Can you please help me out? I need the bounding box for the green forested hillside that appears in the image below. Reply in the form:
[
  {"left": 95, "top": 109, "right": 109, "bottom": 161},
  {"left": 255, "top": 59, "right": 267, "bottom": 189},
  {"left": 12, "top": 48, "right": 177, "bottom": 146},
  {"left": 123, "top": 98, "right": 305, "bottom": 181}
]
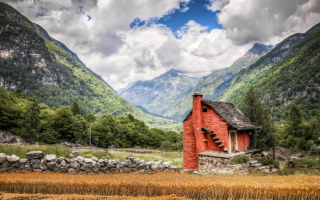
[
  {"left": 0, "top": 2, "right": 180, "bottom": 131},
  {"left": 164, "top": 43, "right": 274, "bottom": 120},
  {"left": 218, "top": 23, "right": 320, "bottom": 122}
]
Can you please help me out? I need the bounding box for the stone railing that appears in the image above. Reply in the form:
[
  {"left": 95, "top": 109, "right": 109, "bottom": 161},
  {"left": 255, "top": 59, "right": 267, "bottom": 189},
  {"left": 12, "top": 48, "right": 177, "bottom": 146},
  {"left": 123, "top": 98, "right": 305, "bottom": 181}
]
[{"left": 0, "top": 151, "right": 182, "bottom": 175}]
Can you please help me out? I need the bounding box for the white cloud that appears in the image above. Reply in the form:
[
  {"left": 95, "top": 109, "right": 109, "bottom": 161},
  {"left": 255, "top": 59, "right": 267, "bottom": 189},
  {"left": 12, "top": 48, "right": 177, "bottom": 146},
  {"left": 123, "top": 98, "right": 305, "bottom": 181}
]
[
  {"left": 1, "top": 0, "right": 320, "bottom": 90},
  {"left": 210, "top": 0, "right": 320, "bottom": 45}
]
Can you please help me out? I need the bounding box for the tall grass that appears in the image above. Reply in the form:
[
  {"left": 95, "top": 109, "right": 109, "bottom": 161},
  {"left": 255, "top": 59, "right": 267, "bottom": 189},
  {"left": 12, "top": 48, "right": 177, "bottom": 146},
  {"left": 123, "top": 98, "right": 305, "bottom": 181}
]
[
  {"left": 0, "top": 173, "right": 319, "bottom": 200},
  {"left": 108, "top": 151, "right": 183, "bottom": 167}
]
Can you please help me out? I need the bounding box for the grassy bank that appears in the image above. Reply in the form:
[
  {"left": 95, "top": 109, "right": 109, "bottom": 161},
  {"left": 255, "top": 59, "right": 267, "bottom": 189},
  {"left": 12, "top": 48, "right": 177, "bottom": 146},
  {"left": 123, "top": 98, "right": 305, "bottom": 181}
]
[{"left": 0, "top": 145, "right": 182, "bottom": 166}]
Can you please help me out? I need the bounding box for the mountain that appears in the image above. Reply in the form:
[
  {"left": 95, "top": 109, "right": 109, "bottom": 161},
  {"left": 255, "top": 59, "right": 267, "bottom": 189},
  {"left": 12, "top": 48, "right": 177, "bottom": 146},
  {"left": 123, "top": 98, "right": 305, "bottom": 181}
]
[
  {"left": 163, "top": 43, "right": 274, "bottom": 120},
  {"left": 119, "top": 68, "right": 210, "bottom": 115},
  {"left": 0, "top": 2, "right": 180, "bottom": 130},
  {"left": 117, "top": 81, "right": 138, "bottom": 95},
  {"left": 217, "top": 22, "right": 320, "bottom": 121}
]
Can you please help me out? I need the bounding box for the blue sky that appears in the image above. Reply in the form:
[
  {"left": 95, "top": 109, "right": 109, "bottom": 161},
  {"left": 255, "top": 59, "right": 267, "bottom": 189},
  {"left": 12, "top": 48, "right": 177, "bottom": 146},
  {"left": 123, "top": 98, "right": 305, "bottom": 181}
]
[{"left": 130, "top": 0, "right": 222, "bottom": 33}]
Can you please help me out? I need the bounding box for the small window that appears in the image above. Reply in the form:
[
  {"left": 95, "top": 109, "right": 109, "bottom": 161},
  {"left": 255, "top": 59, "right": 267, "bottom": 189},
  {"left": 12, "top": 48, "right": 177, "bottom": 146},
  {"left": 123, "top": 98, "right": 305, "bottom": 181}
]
[{"left": 202, "top": 108, "right": 207, "bottom": 112}]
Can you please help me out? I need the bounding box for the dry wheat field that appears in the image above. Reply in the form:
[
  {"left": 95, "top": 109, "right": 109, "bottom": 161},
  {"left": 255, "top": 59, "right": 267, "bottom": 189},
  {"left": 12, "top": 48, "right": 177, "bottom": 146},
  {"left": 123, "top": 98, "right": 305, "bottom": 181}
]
[{"left": 0, "top": 172, "right": 319, "bottom": 200}]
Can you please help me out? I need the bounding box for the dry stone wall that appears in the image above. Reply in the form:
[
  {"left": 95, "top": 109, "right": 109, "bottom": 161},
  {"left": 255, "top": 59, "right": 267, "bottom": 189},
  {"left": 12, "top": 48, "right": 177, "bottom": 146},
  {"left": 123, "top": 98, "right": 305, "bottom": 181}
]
[{"left": 0, "top": 151, "right": 182, "bottom": 175}]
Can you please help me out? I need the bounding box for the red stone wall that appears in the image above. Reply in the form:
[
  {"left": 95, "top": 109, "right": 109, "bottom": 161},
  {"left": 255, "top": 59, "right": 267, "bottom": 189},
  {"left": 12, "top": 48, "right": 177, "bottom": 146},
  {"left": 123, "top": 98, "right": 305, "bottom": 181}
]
[
  {"left": 202, "top": 104, "right": 229, "bottom": 152},
  {"left": 183, "top": 113, "right": 198, "bottom": 169}
]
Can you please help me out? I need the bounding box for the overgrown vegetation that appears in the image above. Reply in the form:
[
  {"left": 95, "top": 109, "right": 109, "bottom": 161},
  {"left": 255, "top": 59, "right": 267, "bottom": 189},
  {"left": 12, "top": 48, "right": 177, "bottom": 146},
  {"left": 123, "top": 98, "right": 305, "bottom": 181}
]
[
  {"left": 229, "top": 154, "right": 249, "bottom": 165},
  {"left": 0, "top": 87, "right": 182, "bottom": 149}
]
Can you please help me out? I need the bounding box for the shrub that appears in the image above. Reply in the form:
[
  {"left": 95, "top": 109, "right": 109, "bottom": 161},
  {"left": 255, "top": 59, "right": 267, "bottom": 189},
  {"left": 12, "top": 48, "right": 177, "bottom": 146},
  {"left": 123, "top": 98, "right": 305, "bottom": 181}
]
[
  {"left": 253, "top": 153, "right": 261, "bottom": 158},
  {"left": 229, "top": 154, "right": 249, "bottom": 165}
]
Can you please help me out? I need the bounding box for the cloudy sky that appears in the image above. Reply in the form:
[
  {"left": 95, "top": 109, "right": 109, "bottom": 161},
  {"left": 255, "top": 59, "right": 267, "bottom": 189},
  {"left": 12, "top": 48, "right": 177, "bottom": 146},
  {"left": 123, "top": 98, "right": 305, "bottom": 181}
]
[{"left": 3, "top": 0, "right": 320, "bottom": 90}]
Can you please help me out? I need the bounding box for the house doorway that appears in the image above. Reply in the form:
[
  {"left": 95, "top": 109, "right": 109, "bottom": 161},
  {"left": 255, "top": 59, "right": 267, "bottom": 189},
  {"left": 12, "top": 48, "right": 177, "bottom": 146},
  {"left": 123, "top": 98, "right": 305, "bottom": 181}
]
[{"left": 229, "top": 130, "right": 237, "bottom": 152}]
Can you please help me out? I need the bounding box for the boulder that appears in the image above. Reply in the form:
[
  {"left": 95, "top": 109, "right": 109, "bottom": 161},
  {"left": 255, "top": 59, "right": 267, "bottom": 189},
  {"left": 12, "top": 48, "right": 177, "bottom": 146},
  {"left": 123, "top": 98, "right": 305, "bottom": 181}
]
[
  {"left": 0, "top": 131, "right": 27, "bottom": 144},
  {"left": 61, "top": 160, "right": 66, "bottom": 167},
  {"left": 0, "top": 160, "right": 9, "bottom": 168},
  {"left": 74, "top": 156, "right": 84, "bottom": 164},
  {"left": 57, "top": 157, "right": 64, "bottom": 164},
  {"left": 116, "top": 162, "right": 124, "bottom": 168},
  {"left": 40, "top": 163, "right": 48, "bottom": 170},
  {"left": 46, "top": 161, "right": 58, "bottom": 170},
  {"left": 107, "top": 143, "right": 119, "bottom": 149},
  {"left": 92, "top": 157, "right": 99, "bottom": 162},
  {"left": 0, "top": 155, "right": 11, "bottom": 163},
  {"left": 98, "top": 159, "right": 104, "bottom": 163},
  {"left": 9, "top": 161, "right": 20, "bottom": 168},
  {"left": 126, "top": 154, "right": 134, "bottom": 162},
  {"left": 70, "top": 161, "right": 80, "bottom": 169},
  {"left": 59, "top": 166, "right": 68, "bottom": 173},
  {"left": 162, "top": 161, "right": 173, "bottom": 168},
  {"left": 81, "top": 163, "right": 93, "bottom": 169},
  {"left": 69, "top": 151, "right": 80, "bottom": 158},
  {"left": 10, "top": 154, "right": 19, "bottom": 162},
  {"left": 92, "top": 161, "right": 97, "bottom": 167},
  {"left": 145, "top": 161, "right": 154, "bottom": 167},
  {"left": 68, "top": 168, "right": 76, "bottom": 174},
  {"left": 84, "top": 159, "right": 94, "bottom": 163},
  {"left": 19, "top": 159, "right": 28, "bottom": 164},
  {"left": 44, "top": 154, "right": 56, "bottom": 162},
  {"left": 137, "top": 162, "right": 146, "bottom": 168},
  {"left": 31, "top": 159, "right": 41, "bottom": 169},
  {"left": 276, "top": 155, "right": 287, "bottom": 161},
  {"left": 26, "top": 151, "right": 44, "bottom": 159}
]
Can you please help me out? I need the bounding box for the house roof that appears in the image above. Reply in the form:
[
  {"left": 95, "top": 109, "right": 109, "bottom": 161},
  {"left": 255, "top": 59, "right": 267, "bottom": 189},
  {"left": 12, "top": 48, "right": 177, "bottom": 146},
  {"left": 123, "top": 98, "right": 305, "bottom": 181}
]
[{"left": 183, "top": 100, "right": 260, "bottom": 130}]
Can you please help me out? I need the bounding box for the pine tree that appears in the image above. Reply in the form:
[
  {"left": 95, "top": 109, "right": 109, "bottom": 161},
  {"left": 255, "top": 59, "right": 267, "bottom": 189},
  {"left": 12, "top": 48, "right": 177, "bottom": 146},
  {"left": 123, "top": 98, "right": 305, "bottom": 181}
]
[
  {"left": 21, "top": 96, "right": 41, "bottom": 143},
  {"left": 70, "top": 101, "right": 81, "bottom": 116},
  {"left": 242, "top": 86, "right": 274, "bottom": 150}
]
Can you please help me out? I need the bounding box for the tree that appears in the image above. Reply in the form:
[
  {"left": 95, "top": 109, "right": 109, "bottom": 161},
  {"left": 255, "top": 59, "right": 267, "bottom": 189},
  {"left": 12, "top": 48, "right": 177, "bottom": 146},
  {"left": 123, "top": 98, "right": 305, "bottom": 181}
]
[
  {"left": 20, "top": 96, "right": 41, "bottom": 143},
  {"left": 14, "top": 88, "right": 24, "bottom": 98},
  {"left": 84, "top": 113, "right": 96, "bottom": 123},
  {"left": 241, "top": 87, "right": 274, "bottom": 151},
  {"left": 70, "top": 115, "right": 88, "bottom": 144},
  {"left": 91, "top": 115, "right": 118, "bottom": 147},
  {"left": 51, "top": 106, "right": 74, "bottom": 140},
  {"left": 70, "top": 101, "right": 81, "bottom": 116}
]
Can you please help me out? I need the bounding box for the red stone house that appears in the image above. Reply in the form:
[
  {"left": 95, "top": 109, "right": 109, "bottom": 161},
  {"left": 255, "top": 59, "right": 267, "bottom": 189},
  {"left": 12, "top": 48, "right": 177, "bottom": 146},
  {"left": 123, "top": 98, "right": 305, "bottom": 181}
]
[{"left": 183, "top": 93, "right": 260, "bottom": 169}]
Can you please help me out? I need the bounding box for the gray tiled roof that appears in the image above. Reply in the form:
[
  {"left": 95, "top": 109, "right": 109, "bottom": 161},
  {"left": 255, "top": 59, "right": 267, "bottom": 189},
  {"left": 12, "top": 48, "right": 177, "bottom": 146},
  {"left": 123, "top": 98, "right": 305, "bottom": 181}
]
[{"left": 183, "top": 100, "right": 260, "bottom": 130}]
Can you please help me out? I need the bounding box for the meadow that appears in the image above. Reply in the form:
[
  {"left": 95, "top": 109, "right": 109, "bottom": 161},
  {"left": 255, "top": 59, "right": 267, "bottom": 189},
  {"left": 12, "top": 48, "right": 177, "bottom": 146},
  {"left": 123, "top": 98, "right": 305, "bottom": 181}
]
[
  {"left": 0, "top": 173, "right": 319, "bottom": 200},
  {"left": 0, "top": 144, "right": 183, "bottom": 167}
]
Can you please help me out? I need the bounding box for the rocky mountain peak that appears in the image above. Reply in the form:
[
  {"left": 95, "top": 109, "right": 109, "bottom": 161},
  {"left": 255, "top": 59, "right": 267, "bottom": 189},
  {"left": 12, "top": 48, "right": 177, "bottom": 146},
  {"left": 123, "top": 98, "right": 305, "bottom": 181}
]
[{"left": 247, "top": 43, "right": 275, "bottom": 56}]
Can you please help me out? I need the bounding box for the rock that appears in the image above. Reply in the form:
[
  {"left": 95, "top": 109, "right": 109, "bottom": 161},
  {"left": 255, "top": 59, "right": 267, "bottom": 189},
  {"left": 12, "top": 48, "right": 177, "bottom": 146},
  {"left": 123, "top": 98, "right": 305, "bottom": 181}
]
[
  {"left": 81, "top": 163, "right": 93, "bottom": 169},
  {"left": 19, "top": 159, "right": 28, "bottom": 164},
  {"left": 59, "top": 166, "right": 68, "bottom": 172},
  {"left": 92, "top": 161, "right": 97, "bottom": 167},
  {"left": 31, "top": 159, "right": 41, "bottom": 169},
  {"left": 68, "top": 168, "right": 76, "bottom": 174},
  {"left": 69, "top": 151, "right": 80, "bottom": 158},
  {"left": 193, "top": 171, "right": 199, "bottom": 174},
  {"left": 145, "top": 161, "right": 154, "bottom": 166},
  {"left": 26, "top": 151, "right": 44, "bottom": 159},
  {"left": 295, "top": 154, "right": 305, "bottom": 158},
  {"left": 0, "top": 153, "right": 6, "bottom": 157},
  {"left": 162, "top": 162, "right": 172, "bottom": 168},
  {"left": 137, "top": 162, "right": 146, "bottom": 168},
  {"left": 70, "top": 161, "right": 80, "bottom": 169},
  {"left": 56, "top": 157, "right": 64, "bottom": 164},
  {"left": 0, "top": 131, "right": 27, "bottom": 144},
  {"left": 65, "top": 158, "right": 70, "bottom": 163},
  {"left": 262, "top": 152, "right": 270, "bottom": 159},
  {"left": 98, "top": 159, "right": 104, "bottom": 163},
  {"left": 44, "top": 154, "right": 56, "bottom": 162},
  {"left": 276, "top": 155, "right": 287, "bottom": 161},
  {"left": 84, "top": 159, "right": 94, "bottom": 163},
  {"left": 0, "top": 160, "right": 9, "bottom": 168},
  {"left": 92, "top": 157, "right": 99, "bottom": 162},
  {"left": 40, "top": 163, "right": 48, "bottom": 170},
  {"left": 74, "top": 156, "right": 84, "bottom": 164},
  {"left": 9, "top": 161, "right": 20, "bottom": 168},
  {"left": 124, "top": 159, "right": 132, "bottom": 166},
  {"left": 116, "top": 162, "right": 124, "bottom": 168},
  {"left": 104, "top": 159, "right": 108, "bottom": 164},
  {"left": 10, "top": 154, "right": 19, "bottom": 162},
  {"left": 61, "top": 160, "right": 66, "bottom": 167},
  {"left": 0, "top": 155, "right": 11, "bottom": 163},
  {"left": 126, "top": 154, "right": 134, "bottom": 162},
  {"left": 46, "top": 161, "right": 58, "bottom": 170},
  {"left": 107, "top": 143, "right": 119, "bottom": 149}
]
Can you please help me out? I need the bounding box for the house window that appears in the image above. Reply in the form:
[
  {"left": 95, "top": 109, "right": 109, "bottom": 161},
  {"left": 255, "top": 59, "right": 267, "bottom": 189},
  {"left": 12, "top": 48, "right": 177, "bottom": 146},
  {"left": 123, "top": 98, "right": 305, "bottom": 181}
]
[{"left": 202, "top": 108, "right": 207, "bottom": 112}]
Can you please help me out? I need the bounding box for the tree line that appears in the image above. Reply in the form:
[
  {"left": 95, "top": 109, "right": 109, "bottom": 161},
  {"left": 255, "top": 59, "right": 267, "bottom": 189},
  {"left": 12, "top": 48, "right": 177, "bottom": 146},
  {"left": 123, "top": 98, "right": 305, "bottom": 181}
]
[
  {"left": 0, "top": 86, "right": 182, "bottom": 150},
  {"left": 242, "top": 86, "right": 320, "bottom": 152}
]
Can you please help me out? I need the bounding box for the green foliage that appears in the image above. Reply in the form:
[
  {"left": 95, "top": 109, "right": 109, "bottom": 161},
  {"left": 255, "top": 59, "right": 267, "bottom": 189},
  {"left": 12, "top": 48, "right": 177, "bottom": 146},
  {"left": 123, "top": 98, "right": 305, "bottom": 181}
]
[
  {"left": 70, "top": 101, "right": 81, "bottom": 116},
  {"left": 229, "top": 154, "right": 249, "bottom": 165},
  {"left": 242, "top": 87, "right": 275, "bottom": 151},
  {"left": 258, "top": 157, "right": 280, "bottom": 166}
]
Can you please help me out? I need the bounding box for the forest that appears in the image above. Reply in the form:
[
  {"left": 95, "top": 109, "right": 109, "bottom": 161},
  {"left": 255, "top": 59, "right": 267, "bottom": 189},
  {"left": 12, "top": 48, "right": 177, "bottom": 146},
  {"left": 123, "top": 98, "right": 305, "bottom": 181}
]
[{"left": 0, "top": 86, "right": 182, "bottom": 150}]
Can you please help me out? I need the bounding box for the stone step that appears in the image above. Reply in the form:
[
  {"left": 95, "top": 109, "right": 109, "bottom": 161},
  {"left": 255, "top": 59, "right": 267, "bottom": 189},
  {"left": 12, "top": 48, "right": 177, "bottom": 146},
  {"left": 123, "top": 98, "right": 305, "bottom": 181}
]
[
  {"left": 209, "top": 133, "right": 216, "bottom": 136},
  {"left": 252, "top": 163, "right": 262, "bottom": 167},
  {"left": 207, "top": 131, "right": 214, "bottom": 133},
  {"left": 223, "top": 148, "right": 228, "bottom": 152},
  {"left": 249, "top": 160, "right": 258, "bottom": 164},
  {"left": 213, "top": 137, "right": 219, "bottom": 140},
  {"left": 215, "top": 141, "right": 222, "bottom": 144},
  {"left": 201, "top": 127, "right": 209, "bottom": 131},
  {"left": 219, "top": 144, "right": 225, "bottom": 148},
  {"left": 203, "top": 139, "right": 208, "bottom": 142}
]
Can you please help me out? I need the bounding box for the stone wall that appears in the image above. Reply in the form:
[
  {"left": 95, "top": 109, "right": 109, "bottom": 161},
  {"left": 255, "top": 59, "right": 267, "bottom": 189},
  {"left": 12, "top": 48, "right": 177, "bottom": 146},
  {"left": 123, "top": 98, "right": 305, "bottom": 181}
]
[
  {"left": 0, "top": 151, "right": 182, "bottom": 175},
  {"left": 198, "top": 154, "right": 250, "bottom": 175}
]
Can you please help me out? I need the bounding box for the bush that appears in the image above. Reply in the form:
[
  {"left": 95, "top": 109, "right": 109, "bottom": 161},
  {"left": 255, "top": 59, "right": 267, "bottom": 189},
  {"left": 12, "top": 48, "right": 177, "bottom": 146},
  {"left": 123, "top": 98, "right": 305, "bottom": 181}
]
[
  {"left": 229, "top": 154, "right": 249, "bottom": 165},
  {"left": 253, "top": 153, "right": 261, "bottom": 158},
  {"left": 258, "top": 157, "right": 280, "bottom": 166}
]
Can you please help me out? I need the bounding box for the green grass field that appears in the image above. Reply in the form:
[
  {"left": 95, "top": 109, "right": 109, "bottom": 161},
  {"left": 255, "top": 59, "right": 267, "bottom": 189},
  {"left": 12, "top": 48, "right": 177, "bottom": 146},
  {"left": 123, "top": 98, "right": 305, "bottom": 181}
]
[{"left": 0, "top": 144, "right": 183, "bottom": 167}]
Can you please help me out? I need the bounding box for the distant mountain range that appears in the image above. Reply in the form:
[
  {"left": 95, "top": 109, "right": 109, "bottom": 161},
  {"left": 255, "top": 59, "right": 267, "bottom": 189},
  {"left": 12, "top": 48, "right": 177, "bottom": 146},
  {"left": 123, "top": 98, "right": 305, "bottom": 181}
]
[
  {"left": 162, "top": 43, "right": 275, "bottom": 120},
  {"left": 118, "top": 68, "right": 211, "bottom": 115},
  {"left": 0, "top": 2, "right": 180, "bottom": 131}
]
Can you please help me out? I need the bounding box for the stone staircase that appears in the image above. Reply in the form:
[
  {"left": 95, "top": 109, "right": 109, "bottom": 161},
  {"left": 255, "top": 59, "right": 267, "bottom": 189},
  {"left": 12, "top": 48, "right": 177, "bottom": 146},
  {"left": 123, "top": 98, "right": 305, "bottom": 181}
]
[{"left": 201, "top": 127, "right": 227, "bottom": 151}]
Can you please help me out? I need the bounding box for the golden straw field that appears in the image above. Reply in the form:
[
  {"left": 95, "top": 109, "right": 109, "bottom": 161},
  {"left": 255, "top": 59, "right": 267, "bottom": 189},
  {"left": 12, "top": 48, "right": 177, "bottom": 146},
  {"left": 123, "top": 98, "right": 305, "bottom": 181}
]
[{"left": 0, "top": 173, "right": 320, "bottom": 200}]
